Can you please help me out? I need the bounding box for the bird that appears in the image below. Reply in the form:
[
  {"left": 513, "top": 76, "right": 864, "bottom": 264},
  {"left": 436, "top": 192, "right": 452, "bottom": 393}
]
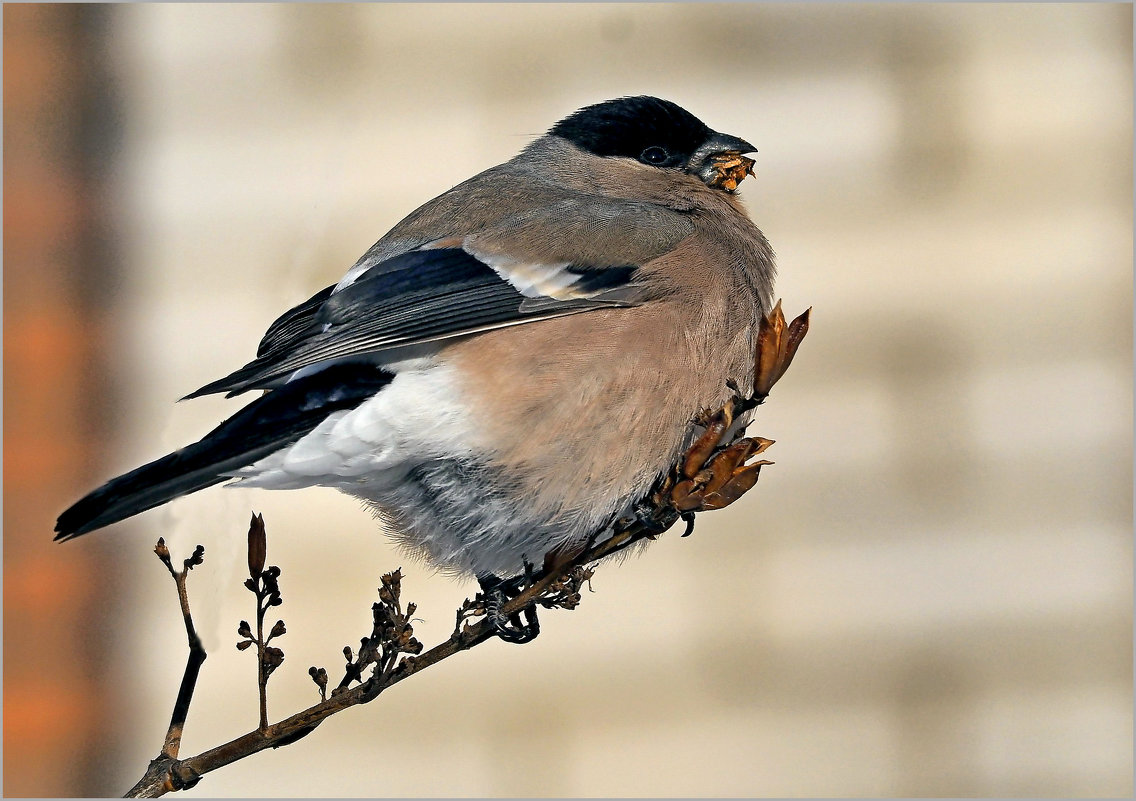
[{"left": 55, "top": 96, "right": 776, "bottom": 641}]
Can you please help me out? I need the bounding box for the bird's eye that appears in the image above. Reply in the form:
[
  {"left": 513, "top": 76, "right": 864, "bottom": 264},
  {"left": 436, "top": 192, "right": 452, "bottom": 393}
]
[{"left": 639, "top": 146, "right": 670, "bottom": 165}]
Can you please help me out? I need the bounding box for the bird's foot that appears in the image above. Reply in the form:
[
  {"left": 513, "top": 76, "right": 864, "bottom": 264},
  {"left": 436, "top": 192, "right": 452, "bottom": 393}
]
[
  {"left": 477, "top": 569, "right": 540, "bottom": 645},
  {"left": 630, "top": 497, "right": 680, "bottom": 536}
]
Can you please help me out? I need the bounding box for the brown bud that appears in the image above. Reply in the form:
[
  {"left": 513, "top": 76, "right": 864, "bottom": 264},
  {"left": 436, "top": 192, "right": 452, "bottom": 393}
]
[
  {"left": 309, "top": 666, "right": 328, "bottom": 699},
  {"left": 702, "top": 461, "right": 772, "bottom": 510},
  {"left": 154, "top": 538, "right": 170, "bottom": 561},
  {"left": 671, "top": 479, "right": 704, "bottom": 512},
  {"left": 263, "top": 646, "right": 285, "bottom": 677},
  {"left": 247, "top": 512, "right": 266, "bottom": 578},
  {"left": 753, "top": 302, "right": 811, "bottom": 398},
  {"left": 184, "top": 544, "right": 205, "bottom": 571},
  {"left": 702, "top": 439, "right": 761, "bottom": 495},
  {"left": 682, "top": 406, "right": 732, "bottom": 479}
]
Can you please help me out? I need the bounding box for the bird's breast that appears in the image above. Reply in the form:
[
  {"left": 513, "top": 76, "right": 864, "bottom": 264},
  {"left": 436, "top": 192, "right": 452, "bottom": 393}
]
[{"left": 443, "top": 291, "right": 759, "bottom": 523}]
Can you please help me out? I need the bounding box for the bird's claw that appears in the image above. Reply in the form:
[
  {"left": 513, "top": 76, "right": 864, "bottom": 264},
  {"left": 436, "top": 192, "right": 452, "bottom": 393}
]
[
  {"left": 479, "top": 566, "right": 540, "bottom": 645},
  {"left": 484, "top": 588, "right": 539, "bottom": 644}
]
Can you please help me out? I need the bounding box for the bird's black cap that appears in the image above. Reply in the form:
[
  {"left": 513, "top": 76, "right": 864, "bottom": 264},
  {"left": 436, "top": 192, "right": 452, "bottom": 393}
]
[{"left": 550, "top": 96, "right": 719, "bottom": 169}]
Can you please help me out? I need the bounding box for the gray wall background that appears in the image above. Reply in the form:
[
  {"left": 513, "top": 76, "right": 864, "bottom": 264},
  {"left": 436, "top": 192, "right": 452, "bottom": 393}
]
[{"left": 84, "top": 4, "right": 1132, "bottom": 796}]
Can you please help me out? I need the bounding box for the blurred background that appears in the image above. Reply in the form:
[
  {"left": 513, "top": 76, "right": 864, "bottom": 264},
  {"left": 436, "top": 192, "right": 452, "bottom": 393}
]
[{"left": 4, "top": 3, "right": 1132, "bottom": 797}]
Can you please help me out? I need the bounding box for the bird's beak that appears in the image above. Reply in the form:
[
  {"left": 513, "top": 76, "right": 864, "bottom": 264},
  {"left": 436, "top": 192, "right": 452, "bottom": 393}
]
[{"left": 688, "top": 132, "right": 758, "bottom": 193}]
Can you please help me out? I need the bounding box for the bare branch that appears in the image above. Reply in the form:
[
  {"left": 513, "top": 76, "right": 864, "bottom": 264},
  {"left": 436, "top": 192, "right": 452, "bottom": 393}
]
[{"left": 124, "top": 540, "right": 207, "bottom": 797}]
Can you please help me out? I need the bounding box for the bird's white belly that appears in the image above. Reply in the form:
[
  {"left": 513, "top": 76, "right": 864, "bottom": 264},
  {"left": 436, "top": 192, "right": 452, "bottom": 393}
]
[{"left": 232, "top": 361, "right": 483, "bottom": 490}]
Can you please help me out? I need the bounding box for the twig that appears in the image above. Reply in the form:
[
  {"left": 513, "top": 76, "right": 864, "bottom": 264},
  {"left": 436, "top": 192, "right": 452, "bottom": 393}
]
[{"left": 124, "top": 540, "right": 207, "bottom": 797}]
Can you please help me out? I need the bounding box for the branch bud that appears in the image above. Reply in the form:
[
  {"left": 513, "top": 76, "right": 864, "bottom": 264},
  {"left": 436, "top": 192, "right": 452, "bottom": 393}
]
[{"left": 247, "top": 512, "right": 266, "bottom": 578}]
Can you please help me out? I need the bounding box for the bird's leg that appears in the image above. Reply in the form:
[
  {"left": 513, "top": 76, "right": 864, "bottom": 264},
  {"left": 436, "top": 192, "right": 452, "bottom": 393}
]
[
  {"left": 516, "top": 557, "right": 540, "bottom": 640},
  {"left": 477, "top": 570, "right": 539, "bottom": 645}
]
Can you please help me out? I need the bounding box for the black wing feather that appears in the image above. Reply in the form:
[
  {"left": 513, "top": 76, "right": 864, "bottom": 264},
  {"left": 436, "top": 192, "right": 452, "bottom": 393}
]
[
  {"left": 257, "top": 284, "right": 334, "bottom": 359},
  {"left": 187, "top": 248, "right": 637, "bottom": 399}
]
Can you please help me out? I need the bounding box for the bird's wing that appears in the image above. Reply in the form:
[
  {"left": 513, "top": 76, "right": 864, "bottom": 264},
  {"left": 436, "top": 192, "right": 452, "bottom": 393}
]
[{"left": 186, "top": 199, "right": 693, "bottom": 399}]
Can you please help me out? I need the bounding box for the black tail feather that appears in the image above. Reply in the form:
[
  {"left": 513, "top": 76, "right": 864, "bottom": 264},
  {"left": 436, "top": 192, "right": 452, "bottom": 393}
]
[{"left": 55, "top": 363, "right": 393, "bottom": 541}]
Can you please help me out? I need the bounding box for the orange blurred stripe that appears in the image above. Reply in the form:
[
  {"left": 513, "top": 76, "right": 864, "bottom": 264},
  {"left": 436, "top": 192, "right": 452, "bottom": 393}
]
[
  {"left": 3, "top": 552, "right": 90, "bottom": 614},
  {"left": 3, "top": 682, "right": 97, "bottom": 749}
]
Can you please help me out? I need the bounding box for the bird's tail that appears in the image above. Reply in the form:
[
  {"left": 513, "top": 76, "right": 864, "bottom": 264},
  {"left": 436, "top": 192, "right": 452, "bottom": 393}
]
[
  {"left": 54, "top": 363, "right": 393, "bottom": 541},
  {"left": 55, "top": 447, "right": 232, "bottom": 541}
]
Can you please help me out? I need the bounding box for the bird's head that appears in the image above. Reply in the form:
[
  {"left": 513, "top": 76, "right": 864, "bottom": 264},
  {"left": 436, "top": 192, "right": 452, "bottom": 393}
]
[{"left": 549, "top": 96, "right": 756, "bottom": 193}]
